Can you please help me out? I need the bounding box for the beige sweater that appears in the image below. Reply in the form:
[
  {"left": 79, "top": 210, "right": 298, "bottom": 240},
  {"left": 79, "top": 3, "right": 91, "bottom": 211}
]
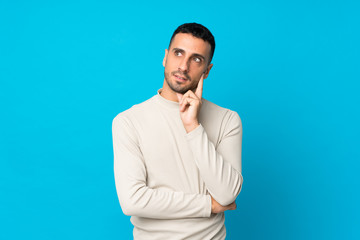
[{"left": 112, "top": 90, "right": 243, "bottom": 240}]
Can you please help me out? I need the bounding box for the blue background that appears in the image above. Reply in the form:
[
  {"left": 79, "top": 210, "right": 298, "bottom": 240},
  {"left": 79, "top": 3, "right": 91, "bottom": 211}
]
[{"left": 1, "top": 0, "right": 359, "bottom": 239}]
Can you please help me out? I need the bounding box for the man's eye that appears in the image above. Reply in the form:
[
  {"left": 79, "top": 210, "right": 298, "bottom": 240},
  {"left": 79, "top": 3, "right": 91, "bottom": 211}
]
[
  {"left": 193, "top": 57, "right": 201, "bottom": 63},
  {"left": 175, "top": 51, "right": 182, "bottom": 56}
]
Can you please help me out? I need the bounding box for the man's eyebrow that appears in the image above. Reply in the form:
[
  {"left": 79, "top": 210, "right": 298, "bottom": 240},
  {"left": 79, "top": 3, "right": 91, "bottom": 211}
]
[
  {"left": 172, "top": 48, "right": 185, "bottom": 53},
  {"left": 172, "top": 48, "right": 206, "bottom": 61}
]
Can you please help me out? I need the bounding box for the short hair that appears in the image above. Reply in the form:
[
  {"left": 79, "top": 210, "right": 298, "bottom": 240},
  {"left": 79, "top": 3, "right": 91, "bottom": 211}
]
[{"left": 169, "top": 23, "right": 215, "bottom": 63}]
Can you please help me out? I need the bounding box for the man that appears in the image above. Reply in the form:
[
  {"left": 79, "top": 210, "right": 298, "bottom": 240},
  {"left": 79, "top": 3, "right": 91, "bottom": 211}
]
[{"left": 112, "top": 23, "right": 243, "bottom": 239}]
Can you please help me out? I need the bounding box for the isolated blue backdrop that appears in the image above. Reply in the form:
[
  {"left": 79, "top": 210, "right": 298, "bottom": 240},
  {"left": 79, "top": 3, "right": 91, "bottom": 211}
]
[{"left": 1, "top": 0, "right": 359, "bottom": 239}]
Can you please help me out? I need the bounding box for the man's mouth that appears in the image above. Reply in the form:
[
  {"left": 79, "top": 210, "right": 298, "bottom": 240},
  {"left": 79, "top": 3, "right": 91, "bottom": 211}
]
[{"left": 174, "top": 74, "right": 188, "bottom": 81}]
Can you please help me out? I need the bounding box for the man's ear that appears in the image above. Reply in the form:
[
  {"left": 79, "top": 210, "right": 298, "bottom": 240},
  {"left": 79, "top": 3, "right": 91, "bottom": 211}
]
[
  {"left": 162, "top": 49, "right": 168, "bottom": 67},
  {"left": 203, "top": 63, "right": 213, "bottom": 79}
]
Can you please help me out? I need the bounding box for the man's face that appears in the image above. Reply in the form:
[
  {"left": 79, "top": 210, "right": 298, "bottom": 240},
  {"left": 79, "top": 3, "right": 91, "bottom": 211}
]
[{"left": 163, "top": 33, "right": 213, "bottom": 94}]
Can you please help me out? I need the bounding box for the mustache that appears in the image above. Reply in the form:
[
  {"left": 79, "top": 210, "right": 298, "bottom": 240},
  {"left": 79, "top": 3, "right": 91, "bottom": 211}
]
[{"left": 171, "top": 71, "right": 191, "bottom": 81}]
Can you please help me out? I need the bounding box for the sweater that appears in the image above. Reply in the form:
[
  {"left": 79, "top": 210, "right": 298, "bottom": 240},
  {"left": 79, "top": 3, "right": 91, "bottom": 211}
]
[{"left": 112, "top": 89, "right": 243, "bottom": 239}]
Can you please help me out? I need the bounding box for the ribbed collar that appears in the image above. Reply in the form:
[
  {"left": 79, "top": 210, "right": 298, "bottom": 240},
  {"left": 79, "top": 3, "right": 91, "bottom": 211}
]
[{"left": 154, "top": 89, "right": 180, "bottom": 111}]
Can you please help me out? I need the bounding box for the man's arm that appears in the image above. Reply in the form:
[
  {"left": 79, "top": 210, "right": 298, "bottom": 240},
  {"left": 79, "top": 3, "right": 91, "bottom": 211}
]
[
  {"left": 185, "top": 111, "right": 243, "bottom": 206},
  {"left": 112, "top": 115, "right": 212, "bottom": 219},
  {"left": 176, "top": 76, "right": 243, "bottom": 206}
]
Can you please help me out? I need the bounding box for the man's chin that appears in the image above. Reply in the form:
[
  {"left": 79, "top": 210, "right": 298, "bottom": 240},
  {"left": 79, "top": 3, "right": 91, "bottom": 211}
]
[
  {"left": 167, "top": 82, "right": 186, "bottom": 94},
  {"left": 165, "top": 76, "right": 193, "bottom": 94},
  {"left": 170, "top": 87, "right": 188, "bottom": 95}
]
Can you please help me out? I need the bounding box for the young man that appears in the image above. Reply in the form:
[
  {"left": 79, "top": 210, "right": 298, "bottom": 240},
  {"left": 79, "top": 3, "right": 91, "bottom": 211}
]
[{"left": 112, "top": 23, "right": 243, "bottom": 239}]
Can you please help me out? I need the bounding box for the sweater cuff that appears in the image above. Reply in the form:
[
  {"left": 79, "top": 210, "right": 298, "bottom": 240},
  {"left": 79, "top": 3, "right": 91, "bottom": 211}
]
[
  {"left": 203, "top": 194, "right": 212, "bottom": 217},
  {"left": 185, "top": 123, "right": 204, "bottom": 140}
]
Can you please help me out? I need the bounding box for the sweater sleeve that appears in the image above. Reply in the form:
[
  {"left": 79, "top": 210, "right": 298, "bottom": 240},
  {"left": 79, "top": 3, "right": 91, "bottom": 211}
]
[
  {"left": 112, "top": 115, "right": 212, "bottom": 219},
  {"left": 185, "top": 110, "right": 243, "bottom": 206}
]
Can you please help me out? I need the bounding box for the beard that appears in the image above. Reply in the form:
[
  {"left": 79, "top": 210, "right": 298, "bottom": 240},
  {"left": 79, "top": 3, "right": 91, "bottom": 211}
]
[{"left": 164, "top": 70, "right": 196, "bottom": 94}]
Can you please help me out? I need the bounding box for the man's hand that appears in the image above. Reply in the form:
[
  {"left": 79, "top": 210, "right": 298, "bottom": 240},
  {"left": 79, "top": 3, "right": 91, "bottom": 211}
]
[
  {"left": 176, "top": 74, "right": 204, "bottom": 133},
  {"left": 211, "top": 195, "right": 237, "bottom": 214}
]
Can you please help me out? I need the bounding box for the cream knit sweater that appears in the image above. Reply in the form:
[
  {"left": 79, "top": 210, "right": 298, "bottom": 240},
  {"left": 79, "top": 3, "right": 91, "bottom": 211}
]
[{"left": 112, "top": 90, "right": 243, "bottom": 239}]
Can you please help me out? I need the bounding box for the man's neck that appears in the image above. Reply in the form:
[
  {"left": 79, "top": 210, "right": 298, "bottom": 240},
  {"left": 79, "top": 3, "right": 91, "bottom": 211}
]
[{"left": 160, "top": 79, "right": 179, "bottom": 102}]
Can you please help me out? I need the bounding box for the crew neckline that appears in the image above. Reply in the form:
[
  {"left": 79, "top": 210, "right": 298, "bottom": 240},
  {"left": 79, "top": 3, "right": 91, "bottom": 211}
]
[{"left": 154, "top": 89, "right": 179, "bottom": 110}]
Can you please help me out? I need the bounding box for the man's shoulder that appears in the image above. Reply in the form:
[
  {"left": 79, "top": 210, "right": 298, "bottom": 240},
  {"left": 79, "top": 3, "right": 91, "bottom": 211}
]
[
  {"left": 202, "top": 98, "right": 239, "bottom": 117},
  {"left": 201, "top": 98, "right": 242, "bottom": 127},
  {"left": 113, "top": 95, "right": 157, "bottom": 122}
]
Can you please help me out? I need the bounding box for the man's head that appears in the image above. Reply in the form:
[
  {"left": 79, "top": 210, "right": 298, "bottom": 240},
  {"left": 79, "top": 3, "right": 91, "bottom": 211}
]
[
  {"left": 169, "top": 23, "right": 215, "bottom": 63},
  {"left": 162, "top": 23, "right": 215, "bottom": 95}
]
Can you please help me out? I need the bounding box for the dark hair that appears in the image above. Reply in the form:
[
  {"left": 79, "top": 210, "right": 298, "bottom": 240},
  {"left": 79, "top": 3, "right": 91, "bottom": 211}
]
[{"left": 169, "top": 23, "right": 215, "bottom": 63}]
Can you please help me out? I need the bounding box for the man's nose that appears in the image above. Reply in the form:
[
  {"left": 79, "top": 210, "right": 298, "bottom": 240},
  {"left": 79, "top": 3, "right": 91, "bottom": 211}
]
[{"left": 178, "top": 58, "right": 190, "bottom": 72}]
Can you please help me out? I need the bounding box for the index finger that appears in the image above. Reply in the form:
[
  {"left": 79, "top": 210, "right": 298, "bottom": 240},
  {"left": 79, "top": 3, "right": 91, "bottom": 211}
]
[{"left": 195, "top": 73, "right": 204, "bottom": 99}]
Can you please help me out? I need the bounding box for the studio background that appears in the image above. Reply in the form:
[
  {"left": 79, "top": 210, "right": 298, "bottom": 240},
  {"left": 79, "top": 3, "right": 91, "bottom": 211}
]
[{"left": 1, "top": 0, "right": 359, "bottom": 239}]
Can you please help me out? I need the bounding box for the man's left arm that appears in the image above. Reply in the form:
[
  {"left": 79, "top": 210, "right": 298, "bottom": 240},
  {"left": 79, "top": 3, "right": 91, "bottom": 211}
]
[
  {"left": 176, "top": 75, "right": 243, "bottom": 206},
  {"left": 185, "top": 110, "right": 243, "bottom": 206}
]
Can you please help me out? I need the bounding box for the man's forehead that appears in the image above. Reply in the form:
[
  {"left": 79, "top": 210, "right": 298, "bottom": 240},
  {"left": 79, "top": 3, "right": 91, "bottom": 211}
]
[{"left": 169, "top": 33, "right": 211, "bottom": 56}]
